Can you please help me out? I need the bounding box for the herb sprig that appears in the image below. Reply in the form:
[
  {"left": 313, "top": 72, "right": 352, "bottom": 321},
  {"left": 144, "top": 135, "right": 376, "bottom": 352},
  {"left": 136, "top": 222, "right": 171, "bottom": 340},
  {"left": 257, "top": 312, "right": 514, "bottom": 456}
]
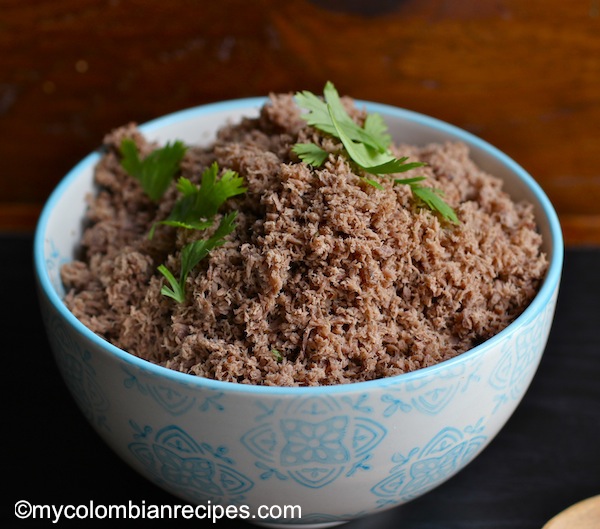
[
  {"left": 292, "top": 82, "right": 459, "bottom": 224},
  {"left": 150, "top": 162, "right": 246, "bottom": 237},
  {"left": 154, "top": 162, "right": 246, "bottom": 302},
  {"left": 119, "top": 141, "right": 244, "bottom": 303},
  {"left": 120, "top": 138, "right": 187, "bottom": 202},
  {"left": 158, "top": 212, "right": 237, "bottom": 303}
]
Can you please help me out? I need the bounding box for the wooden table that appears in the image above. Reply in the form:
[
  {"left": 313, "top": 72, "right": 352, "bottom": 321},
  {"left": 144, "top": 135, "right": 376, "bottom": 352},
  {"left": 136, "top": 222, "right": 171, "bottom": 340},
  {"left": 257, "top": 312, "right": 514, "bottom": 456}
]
[{"left": 1, "top": 0, "right": 599, "bottom": 245}]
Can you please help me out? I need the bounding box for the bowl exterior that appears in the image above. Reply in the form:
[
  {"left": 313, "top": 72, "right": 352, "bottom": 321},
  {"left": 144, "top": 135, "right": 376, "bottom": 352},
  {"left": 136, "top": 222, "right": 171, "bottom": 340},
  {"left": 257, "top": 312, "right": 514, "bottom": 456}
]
[{"left": 35, "top": 99, "right": 562, "bottom": 525}]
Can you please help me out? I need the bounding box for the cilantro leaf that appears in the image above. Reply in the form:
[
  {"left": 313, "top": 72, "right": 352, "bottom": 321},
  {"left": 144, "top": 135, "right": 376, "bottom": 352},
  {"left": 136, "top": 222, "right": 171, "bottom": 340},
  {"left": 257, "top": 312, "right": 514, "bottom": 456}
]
[
  {"left": 412, "top": 186, "right": 459, "bottom": 224},
  {"left": 158, "top": 212, "right": 237, "bottom": 303},
  {"left": 154, "top": 161, "right": 245, "bottom": 303},
  {"left": 328, "top": 104, "right": 416, "bottom": 174},
  {"left": 359, "top": 176, "right": 384, "bottom": 190},
  {"left": 293, "top": 81, "right": 459, "bottom": 224},
  {"left": 295, "top": 81, "right": 389, "bottom": 152},
  {"left": 192, "top": 162, "right": 247, "bottom": 218},
  {"left": 152, "top": 162, "right": 246, "bottom": 237},
  {"left": 120, "top": 138, "right": 187, "bottom": 202},
  {"left": 154, "top": 161, "right": 245, "bottom": 302},
  {"left": 393, "top": 176, "right": 427, "bottom": 185},
  {"left": 363, "top": 113, "right": 392, "bottom": 148},
  {"left": 291, "top": 143, "right": 329, "bottom": 167},
  {"left": 295, "top": 89, "right": 337, "bottom": 137}
]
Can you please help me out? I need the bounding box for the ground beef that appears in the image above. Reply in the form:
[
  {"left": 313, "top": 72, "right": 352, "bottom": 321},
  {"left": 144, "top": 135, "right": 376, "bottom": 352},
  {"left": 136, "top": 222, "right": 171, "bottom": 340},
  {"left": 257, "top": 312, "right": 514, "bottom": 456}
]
[{"left": 61, "top": 93, "right": 548, "bottom": 386}]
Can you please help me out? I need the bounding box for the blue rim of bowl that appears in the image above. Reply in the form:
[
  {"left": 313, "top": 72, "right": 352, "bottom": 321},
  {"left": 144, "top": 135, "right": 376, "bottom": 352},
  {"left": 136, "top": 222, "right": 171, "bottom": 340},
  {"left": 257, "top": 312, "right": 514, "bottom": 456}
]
[{"left": 34, "top": 97, "right": 564, "bottom": 395}]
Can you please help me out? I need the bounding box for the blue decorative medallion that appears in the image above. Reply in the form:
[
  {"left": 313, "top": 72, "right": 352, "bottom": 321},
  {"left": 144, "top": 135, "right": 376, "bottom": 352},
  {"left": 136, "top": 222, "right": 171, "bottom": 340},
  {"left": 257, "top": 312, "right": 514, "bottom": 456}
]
[
  {"left": 128, "top": 423, "right": 254, "bottom": 505},
  {"left": 371, "top": 420, "right": 487, "bottom": 504},
  {"left": 241, "top": 395, "right": 386, "bottom": 489}
]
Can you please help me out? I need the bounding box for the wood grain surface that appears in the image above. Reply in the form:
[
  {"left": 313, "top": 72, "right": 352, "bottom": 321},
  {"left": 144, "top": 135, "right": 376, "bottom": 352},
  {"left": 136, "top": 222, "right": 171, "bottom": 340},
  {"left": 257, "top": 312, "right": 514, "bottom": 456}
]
[{"left": 1, "top": 0, "right": 599, "bottom": 245}]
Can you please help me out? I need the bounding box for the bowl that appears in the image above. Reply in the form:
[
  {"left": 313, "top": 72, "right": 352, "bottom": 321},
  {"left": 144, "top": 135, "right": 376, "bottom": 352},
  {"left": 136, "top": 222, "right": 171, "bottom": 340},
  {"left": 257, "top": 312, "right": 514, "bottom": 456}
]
[{"left": 34, "top": 97, "right": 563, "bottom": 527}]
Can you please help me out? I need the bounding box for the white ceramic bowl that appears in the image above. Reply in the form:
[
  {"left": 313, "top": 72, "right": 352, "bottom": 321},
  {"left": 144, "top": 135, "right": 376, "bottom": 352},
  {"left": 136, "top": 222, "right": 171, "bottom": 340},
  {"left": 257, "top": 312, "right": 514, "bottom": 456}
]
[{"left": 34, "top": 98, "right": 563, "bottom": 527}]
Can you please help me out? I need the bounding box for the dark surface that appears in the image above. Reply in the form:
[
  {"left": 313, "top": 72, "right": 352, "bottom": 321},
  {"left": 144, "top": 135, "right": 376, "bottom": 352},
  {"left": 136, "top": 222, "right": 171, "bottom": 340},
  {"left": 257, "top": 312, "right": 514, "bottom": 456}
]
[{"left": 5, "top": 234, "right": 600, "bottom": 527}]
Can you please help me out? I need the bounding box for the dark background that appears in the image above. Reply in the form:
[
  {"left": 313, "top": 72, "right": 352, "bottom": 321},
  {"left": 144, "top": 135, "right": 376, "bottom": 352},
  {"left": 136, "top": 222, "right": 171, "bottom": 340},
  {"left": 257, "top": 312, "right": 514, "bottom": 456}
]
[{"left": 1, "top": 0, "right": 599, "bottom": 244}]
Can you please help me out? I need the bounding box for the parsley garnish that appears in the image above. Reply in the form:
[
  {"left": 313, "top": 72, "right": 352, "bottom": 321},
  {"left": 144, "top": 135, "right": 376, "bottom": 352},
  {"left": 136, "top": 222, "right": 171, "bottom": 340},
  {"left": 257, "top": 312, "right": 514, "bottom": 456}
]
[
  {"left": 151, "top": 162, "right": 246, "bottom": 236},
  {"left": 119, "top": 139, "right": 245, "bottom": 303},
  {"left": 292, "top": 82, "right": 459, "bottom": 224},
  {"left": 155, "top": 163, "right": 245, "bottom": 303},
  {"left": 157, "top": 212, "right": 237, "bottom": 303},
  {"left": 120, "top": 138, "right": 187, "bottom": 202}
]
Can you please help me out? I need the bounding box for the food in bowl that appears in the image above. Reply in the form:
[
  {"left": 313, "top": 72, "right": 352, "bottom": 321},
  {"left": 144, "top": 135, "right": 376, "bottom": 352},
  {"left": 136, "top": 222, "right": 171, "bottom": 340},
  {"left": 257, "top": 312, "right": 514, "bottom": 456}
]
[
  {"left": 34, "top": 88, "right": 562, "bottom": 524},
  {"left": 59, "top": 83, "right": 548, "bottom": 386}
]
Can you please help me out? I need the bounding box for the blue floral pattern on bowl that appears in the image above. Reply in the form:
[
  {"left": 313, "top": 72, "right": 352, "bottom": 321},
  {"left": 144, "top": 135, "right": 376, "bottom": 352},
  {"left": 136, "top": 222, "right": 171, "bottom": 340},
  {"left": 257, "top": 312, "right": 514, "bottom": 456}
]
[
  {"left": 241, "top": 396, "right": 386, "bottom": 489},
  {"left": 122, "top": 364, "right": 225, "bottom": 416},
  {"left": 379, "top": 354, "right": 483, "bottom": 417},
  {"left": 128, "top": 423, "right": 254, "bottom": 505},
  {"left": 489, "top": 297, "right": 557, "bottom": 413},
  {"left": 42, "top": 307, "right": 110, "bottom": 431},
  {"left": 371, "top": 419, "right": 487, "bottom": 505}
]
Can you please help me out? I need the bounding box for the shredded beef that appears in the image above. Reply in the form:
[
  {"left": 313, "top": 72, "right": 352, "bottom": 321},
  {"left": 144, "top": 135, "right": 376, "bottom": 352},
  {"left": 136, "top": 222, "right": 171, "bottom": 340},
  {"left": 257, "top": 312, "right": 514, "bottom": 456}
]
[{"left": 61, "top": 93, "right": 548, "bottom": 386}]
